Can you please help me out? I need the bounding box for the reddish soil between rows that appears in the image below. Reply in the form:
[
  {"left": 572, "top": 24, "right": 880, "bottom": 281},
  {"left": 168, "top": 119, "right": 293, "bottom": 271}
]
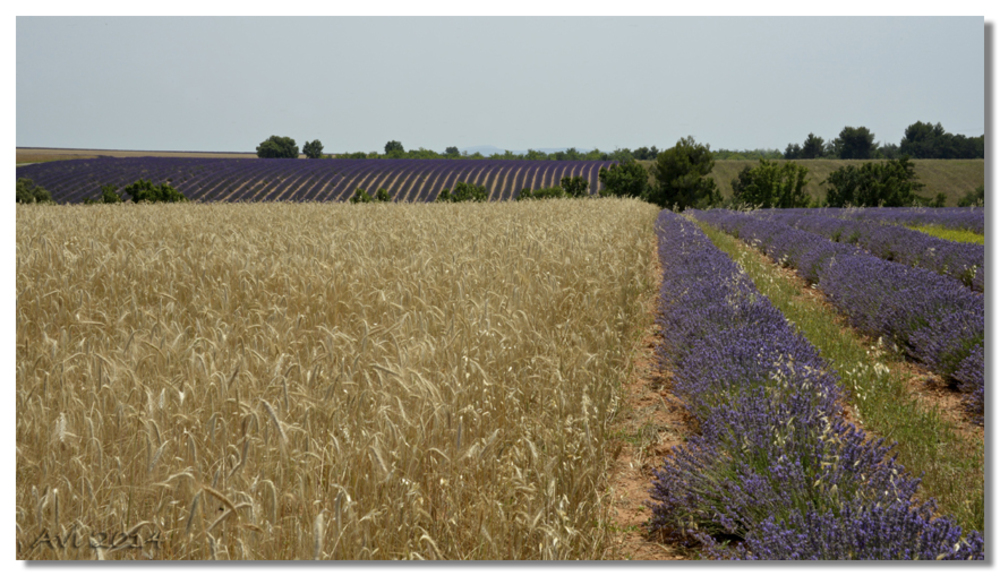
[{"left": 605, "top": 243, "right": 699, "bottom": 560}]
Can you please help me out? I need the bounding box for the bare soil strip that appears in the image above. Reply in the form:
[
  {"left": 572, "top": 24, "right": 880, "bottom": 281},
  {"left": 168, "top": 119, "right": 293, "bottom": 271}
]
[{"left": 605, "top": 240, "right": 699, "bottom": 560}]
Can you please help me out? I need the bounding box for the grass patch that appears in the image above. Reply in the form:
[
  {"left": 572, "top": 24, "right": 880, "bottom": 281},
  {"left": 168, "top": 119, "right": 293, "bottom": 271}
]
[
  {"left": 908, "top": 224, "right": 984, "bottom": 244},
  {"left": 696, "top": 219, "right": 984, "bottom": 533}
]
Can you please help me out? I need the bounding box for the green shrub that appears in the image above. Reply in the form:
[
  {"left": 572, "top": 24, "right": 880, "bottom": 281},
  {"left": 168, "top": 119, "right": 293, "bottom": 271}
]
[
  {"left": 730, "top": 159, "right": 810, "bottom": 208},
  {"left": 350, "top": 188, "right": 374, "bottom": 203},
  {"left": 560, "top": 176, "right": 589, "bottom": 198},
  {"left": 124, "top": 179, "right": 188, "bottom": 203},
  {"left": 101, "top": 184, "right": 123, "bottom": 203},
  {"left": 823, "top": 156, "right": 924, "bottom": 207},
  {"left": 958, "top": 185, "right": 985, "bottom": 208},
  {"left": 598, "top": 160, "right": 650, "bottom": 199},
  {"left": 16, "top": 178, "right": 54, "bottom": 204},
  {"left": 437, "top": 181, "right": 487, "bottom": 202}
]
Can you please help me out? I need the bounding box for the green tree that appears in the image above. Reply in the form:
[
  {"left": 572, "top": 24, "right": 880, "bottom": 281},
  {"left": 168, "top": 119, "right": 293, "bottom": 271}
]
[
  {"left": 375, "top": 188, "right": 391, "bottom": 202},
  {"left": 256, "top": 135, "right": 299, "bottom": 158},
  {"left": 16, "top": 178, "right": 53, "bottom": 204},
  {"left": 439, "top": 182, "right": 488, "bottom": 202},
  {"left": 958, "top": 185, "right": 985, "bottom": 207},
  {"left": 303, "top": 140, "right": 324, "bottom": 159},
  {"left": 649, "top": 136, "right": 721, "bottom": 210},
  {"left": 900, "top": 121, "right": 941, "bottom": 158},
  {"left": 560, "top": 176, "right": 589, "bottom": 198},
  {"left": 124, "top": 179, "right": 188, "bottom": 203},
  {"left": 444, "top": 146, "right": 460, "bottom": 157},
  {"left": 824, "top": 156, "right": 924, "bottom": 207},
  {"left": 833, "top": 126, "right": 876, "bottom": 159},
  {"left": 598, "top": 160, "right": 650, "bottom": 199},
  {"left": 101, "top": 184, "right": 123, "bottom": 203},
  {"left": 350, "top": 188, "right": 374, "bottom": 203},
  {"left": 783, "top": 143, "right": 802, "bottom": 160},
  {"left": 800, "top": 133, "right": 825, "bottom": 159},
  {"left": 730, "top": 159, "right": 810, "bottom": 208},
  {"left": 450, "top": 181, "right": 487, "bottom": 202},
  {"left": 384, "top": 140, "right": 404, "bottom": 155}
]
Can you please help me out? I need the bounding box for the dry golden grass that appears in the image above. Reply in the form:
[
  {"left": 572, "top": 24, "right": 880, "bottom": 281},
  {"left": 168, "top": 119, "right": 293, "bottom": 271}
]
[
  {"left": 16, "top": 148, "right": 260, "bottom": 164},
  {"left": 16, "top": 198, "right": 660, "bottom": 560}
]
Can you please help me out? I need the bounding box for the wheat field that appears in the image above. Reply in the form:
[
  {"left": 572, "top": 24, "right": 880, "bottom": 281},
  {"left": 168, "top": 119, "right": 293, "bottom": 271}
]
[{"left": 15, "top": 198, "right": 659, "bottom": 560}]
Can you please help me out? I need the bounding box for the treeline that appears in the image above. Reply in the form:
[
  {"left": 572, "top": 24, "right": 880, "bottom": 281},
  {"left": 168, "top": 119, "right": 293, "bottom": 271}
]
[
  {"left": 336, "top": 141, "right": 664, "bottom": 162},
  {"left": 783, "top": 122, "right": 984, "bottom": 161}
]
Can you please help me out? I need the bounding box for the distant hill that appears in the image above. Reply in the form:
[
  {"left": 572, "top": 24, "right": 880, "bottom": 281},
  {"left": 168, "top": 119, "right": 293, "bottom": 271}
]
[{"left": 638, "top": 158, "right": 985, "bottom": 208}]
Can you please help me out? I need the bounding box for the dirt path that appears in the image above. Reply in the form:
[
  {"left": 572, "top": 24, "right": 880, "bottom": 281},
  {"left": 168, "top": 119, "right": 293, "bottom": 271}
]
[{"left": 604, "top": 242, "right": 699, "bottom": 560}]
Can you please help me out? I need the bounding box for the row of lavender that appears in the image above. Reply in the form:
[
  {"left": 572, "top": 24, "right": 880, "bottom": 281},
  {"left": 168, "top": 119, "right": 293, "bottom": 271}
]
[
  {"left": 648, "top": 211, "right": 982, "bottom": 559},
  {"left": 778, "top": 207, "right": 985, "bottom": 235},
  {"left": 690, "top": 209, "right": 984, "bottom": 423},
  {"left": 15, "top": 157, "right": 615, "bottom": 204},
  {"left": 749, "top": 209, "right": 983, "bottom": 292}
]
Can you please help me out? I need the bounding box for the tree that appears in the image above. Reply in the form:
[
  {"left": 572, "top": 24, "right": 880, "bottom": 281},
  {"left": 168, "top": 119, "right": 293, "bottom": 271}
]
[
  {"left": 958, "top": 185, "right": 984, "bottom": 207},
  {"left": 783, "top": 143, "right": 802, "bottom": 160},
  {"left": 649, "top": 136, "right": 721, "bottom": 210},
  {"left": 833, "top": 126, "right": 876, "bottom": 159},
  {"left": 303, "top": 140, "right": 324, "bottom": 159},
  {"left": 598, "top": 160, "right": 650, "bottom": 199},
  {"left": 101, "top": 184, "right": 123, "bottom": 203},
  {"left": 900, "top": 121, "right": 984, "bottom": 159},
  {"left": 824, "top": 156, "right": 924, "bottom": 207},
  {"left": 384, "top": 140, "right": 404, "bottom": 155},
  {"left": 16, "top": 178, "right": 53, "bottom": 204},
  {"left": 445, "top": 146, "right": 460, "bottom": 157},
  {"left": 730, "top": 159, "right": 810, "bottom": 208},
  {"left": 560, "top": 176, "right": 589, "bottom": 198},
  {"left": 350, "top": 188, "right": 374, "bottom": 203},
  {"left": 800, "top": 133, "right": 825, "bottom": 159},
  {"left": 124, "top": 179, "right": 188, "bottom": 203},
  {"left": 256, "top": 135, "right": 299, "bottom": 159},
  {"left": 437, "top": 181, "right": 487, "bottom": 202}
]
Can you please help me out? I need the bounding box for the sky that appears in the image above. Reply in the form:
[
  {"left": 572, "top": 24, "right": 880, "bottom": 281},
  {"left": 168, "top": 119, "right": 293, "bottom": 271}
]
[{"left": 15, "top": 11, "right": 987, "bottom": 155}]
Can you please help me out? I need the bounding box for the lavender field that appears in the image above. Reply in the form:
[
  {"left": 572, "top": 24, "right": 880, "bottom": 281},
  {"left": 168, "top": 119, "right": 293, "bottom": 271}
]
[
  {"left": 646, "top": 211, "right": 982, "bottom": 559},
  {"left": 15, "top": 157, "right": 615, "bottom": 203},
  {"left": 692, "top": 209, "right": 985, "bottom": 423},
  {"left": 15, "top": 195, "right": 985, "bottom": 560}
]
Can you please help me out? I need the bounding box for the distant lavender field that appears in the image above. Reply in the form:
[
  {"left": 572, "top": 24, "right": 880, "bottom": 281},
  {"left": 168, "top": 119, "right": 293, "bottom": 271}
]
[
  {"left": 775, "top": 207, "right": 984, "bottom": 235},
  {"left": 749, "top": 209, "right": 984, "bottom": 291},
  {"left": 15, "top": 157, "right": 615, "bottom": 204}
]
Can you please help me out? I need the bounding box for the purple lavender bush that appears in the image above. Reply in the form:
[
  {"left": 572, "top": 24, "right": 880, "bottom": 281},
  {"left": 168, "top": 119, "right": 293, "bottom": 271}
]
[
  {"left": 648, "top": 211, "right": 982, "bottom": 560},
  {"left": 690, "top": 209, "right": 984, "bottom": 424},
  {"left": 750, "top": 209, "right": 984, "bottom": 292}
]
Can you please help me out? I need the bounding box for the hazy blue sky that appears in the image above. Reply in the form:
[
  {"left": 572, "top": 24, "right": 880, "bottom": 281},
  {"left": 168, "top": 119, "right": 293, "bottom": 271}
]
[{"left": 16, "top": 16, "right": 986, "bottom": 154}]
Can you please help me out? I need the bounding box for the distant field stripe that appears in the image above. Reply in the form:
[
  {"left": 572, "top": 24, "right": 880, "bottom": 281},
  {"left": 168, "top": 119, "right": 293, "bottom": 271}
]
[
  {"left": 397, "top": 163, "right": 428, "bottom": 202},
  {"left": 325, "top": 161, "right": 371, "bottom": 201},
  {"left": 585, "top": 163, "right": 603, "bottom": 196},
  {"left": 420, "top": 162, "right": 455, "bottom": 202},
  {"left": 504, "top": 165, "right": 525, "bottom": 200}
]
